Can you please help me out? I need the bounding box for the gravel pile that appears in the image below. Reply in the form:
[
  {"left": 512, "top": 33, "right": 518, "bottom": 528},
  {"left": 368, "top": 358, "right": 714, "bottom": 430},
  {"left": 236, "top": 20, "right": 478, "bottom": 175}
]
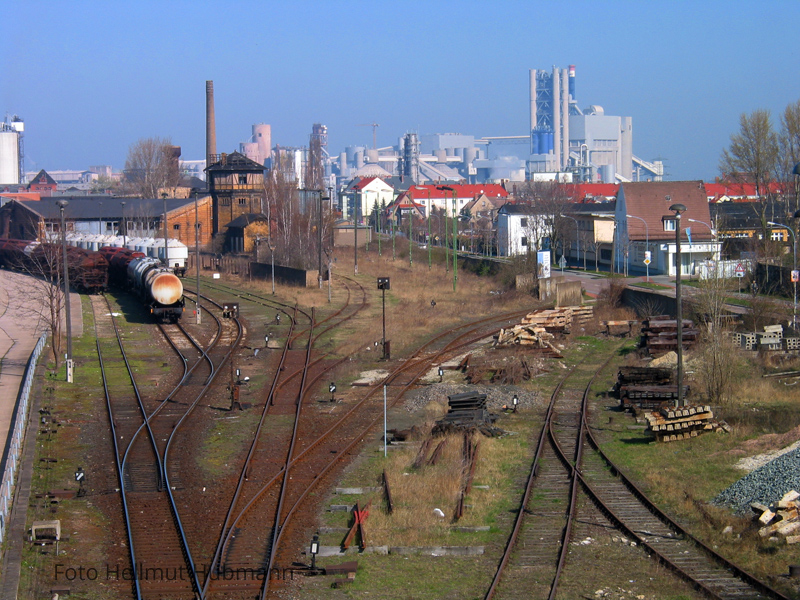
[
  {"left": 403, "top": 383, "right": 541, "bottom": 414},
  {"left": 713, "top": 445, "right": 800, "bottom": 514}
]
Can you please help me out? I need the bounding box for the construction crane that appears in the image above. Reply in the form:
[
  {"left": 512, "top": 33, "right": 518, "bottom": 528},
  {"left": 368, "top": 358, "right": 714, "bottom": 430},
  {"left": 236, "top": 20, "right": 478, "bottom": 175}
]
[{"left": 357, "top": 123, "right": 379, "bottom": 149}]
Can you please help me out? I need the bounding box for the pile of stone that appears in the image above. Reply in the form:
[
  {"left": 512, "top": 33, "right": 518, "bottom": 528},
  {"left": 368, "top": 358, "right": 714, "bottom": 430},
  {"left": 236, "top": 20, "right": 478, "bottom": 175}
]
[{"left": 752, "top": 490, "right": 800, "bottom": 543}]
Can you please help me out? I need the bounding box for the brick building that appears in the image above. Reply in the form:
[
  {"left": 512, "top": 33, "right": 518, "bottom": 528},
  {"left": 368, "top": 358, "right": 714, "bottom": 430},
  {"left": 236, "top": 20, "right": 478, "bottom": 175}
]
[{"left": 206, "top": 152, "right": 266, "bottom": 250}]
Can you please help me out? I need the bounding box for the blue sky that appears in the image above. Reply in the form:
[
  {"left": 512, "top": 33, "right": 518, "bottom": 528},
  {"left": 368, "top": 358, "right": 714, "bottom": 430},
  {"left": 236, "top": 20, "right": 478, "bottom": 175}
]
[{"left": 2, "top": 0, "right": 799, "bottom": 181}]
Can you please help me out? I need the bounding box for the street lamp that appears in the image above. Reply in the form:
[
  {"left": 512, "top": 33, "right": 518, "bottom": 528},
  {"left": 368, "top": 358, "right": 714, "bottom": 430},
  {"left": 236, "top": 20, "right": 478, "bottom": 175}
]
[
  {"left": 56, "top": 200, "right": 73, "bottom": 383},
  {"left": 767, "top": 216, "right": 800, "bottom": 330},
  {"left": 626, "top": 214, "right": 650, "bottom": 282},
  {"left": 560, "top": 214, "right": 580, "bottom": 270},
  {"left": 121, "top": 201, "right": 126, "bottom": 247},
  {"left": 670, "top": 203, "right": 686, "bottom": 407}
]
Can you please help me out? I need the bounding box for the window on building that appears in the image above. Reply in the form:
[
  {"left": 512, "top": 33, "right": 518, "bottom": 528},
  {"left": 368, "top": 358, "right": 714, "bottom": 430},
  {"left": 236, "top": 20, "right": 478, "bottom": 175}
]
[
  {"left": 771, "top": 230, "right": 784, "bottom": 241},
  {"left": 238, "top": 198, "right": 247, "bottom": 206},
  {"left": 238, "top": 174, "right": 247, "bottom": 185},
  {"left": 521, "top": 236, "right": 528, "bottom": 247},
  {"left": 664, "top": 219, "right": 676, "bottom": 232},
  {"left": 221, "top": 198, "right": 230, "bottom": 206},
  {"left": 520, "top": 218, "right": 528, "bottom": 227},
  {"left": 600, "top": 248, "right": 611, "bottom": 260},
  {"left": 173, "top": 224, "right": 181, "bottom": 231}
]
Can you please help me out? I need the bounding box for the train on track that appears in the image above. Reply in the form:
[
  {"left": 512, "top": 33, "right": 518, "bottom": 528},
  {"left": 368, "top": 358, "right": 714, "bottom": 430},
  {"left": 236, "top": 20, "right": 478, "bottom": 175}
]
[
  {"left": 100, "top": 247, "right": 185, "bottom": 322},
  {"left": 0, "top": 238, "right": 109, "bottom": 293},
  {"left": 0, "top": 239, "right": 184, "bottom": 322}
]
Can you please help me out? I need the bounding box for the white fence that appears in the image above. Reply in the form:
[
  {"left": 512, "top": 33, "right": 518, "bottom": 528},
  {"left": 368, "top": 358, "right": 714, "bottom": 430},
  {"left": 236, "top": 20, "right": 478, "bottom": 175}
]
[
  {"left": 696, "top": 259, "right": 753, "bottom": 280},
  {"left": 0, "top": 333, "right": 47, "bottom": 547}
]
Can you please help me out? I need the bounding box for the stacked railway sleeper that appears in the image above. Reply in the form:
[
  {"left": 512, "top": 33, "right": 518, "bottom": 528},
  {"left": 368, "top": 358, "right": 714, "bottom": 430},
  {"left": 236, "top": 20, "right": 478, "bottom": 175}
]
[
  {"left": 640, "top": 315, "right": 698, "bottom": 357},
  {"left": 613, "top": 366, "right": 688, "bottom": 410}
]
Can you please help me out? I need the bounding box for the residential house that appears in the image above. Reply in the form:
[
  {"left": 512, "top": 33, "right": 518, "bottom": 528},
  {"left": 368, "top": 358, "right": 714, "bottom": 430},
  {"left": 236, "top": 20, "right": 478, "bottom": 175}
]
[
  {"left": 497, "top": 203, "right": 548, "bottom": 257},
  {"left": 615, "top": 181, "right": 717, "bottom": 277},
  {"left": 395, "top": 184, "right": 509, "bottom": 219},
  {"left": 560, "top": 202, "right": 616, "bottom": 270}
]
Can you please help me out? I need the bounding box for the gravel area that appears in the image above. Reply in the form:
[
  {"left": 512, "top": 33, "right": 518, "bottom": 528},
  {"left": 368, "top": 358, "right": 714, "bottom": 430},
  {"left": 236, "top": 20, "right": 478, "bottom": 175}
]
[
  {"left": 402, "top": 382, "right": 542, "bottom": 414},
  {"left": 713, "top": 445, "right": 800, "bottom": 514}
]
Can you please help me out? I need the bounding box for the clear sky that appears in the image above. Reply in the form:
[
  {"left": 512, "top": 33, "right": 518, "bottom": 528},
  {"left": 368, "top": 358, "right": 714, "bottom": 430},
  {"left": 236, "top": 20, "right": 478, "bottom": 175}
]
[{"left": 2, "top": 0, "right": 799, "bottom": 182}]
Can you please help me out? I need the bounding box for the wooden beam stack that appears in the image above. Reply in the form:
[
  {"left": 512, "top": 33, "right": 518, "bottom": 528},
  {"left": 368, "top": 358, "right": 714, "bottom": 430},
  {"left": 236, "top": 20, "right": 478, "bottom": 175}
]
[
  {"left": 614, "top": 366, "right": 682, "bottom": 410},
  {"left": 494, "top": 306, "right": 593, "bottom": 356},
  {"left": 753, "top": 491, "right": 800, "bottom": 542},
  {"left": 640, "top": 315, "right": 699, "bottom": 357},
  {"left": 644, "top": 405, "right": 724, "bottom": 442}
]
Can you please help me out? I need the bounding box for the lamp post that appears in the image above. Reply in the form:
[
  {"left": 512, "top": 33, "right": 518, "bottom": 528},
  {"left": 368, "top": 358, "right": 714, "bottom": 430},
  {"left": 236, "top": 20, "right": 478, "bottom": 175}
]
[
  {"left": 626, "top": 214, "right": 650, "bottom": 281},
  {"left": 121, "top": 201, "right": 126, "bottom": 247},
  {"left": 57, "top": 200, "right": 73, "bottom": 382},
  {"left": 688, "top": 217, "right": 718, "bottom": 279},
  {"left": 162, "top": 194, "right": 170, "bottom": 270},
  {"left": 194, "top": 192, "right": 201, "bottom": 324},
  {"left": 767, "top": 217, "right": 800, "bottom": 330},
  {"left": 670, "top": 203, "right": 686, "bottom": 407},
  {"left": 560, "top": 214, "right": 579, "bottom": 269}
]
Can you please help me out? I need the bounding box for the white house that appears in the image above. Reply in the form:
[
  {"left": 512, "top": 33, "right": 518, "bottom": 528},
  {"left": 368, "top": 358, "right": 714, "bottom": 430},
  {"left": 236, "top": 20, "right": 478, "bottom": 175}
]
[
  {"left": 343, "top": 176, "right": 395, "bottom": 222},
  {"left": 497, "top": 204, "right": 548, "bottom": 257}
]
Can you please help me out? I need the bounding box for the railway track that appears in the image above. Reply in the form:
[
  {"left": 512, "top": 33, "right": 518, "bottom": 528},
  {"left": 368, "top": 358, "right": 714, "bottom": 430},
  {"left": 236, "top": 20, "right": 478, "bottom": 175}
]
[
  {"left": 92, "top": 292, "right": 242, "bottom": 599},
  {"left": 485, "top": 339, "right": 792, "bottom": 600}
]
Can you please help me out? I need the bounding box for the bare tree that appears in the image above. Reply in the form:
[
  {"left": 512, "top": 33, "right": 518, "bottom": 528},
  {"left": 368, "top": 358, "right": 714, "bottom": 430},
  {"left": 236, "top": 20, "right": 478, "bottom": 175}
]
[
  {"left": 720, "top": 110, "right": 781, "bottom": 262},
  {"left": 779, "top": 100, "right": 800, "bottom": 215},
  {"left": 123, "top": 137, "right": 179, "bottom": 198}
]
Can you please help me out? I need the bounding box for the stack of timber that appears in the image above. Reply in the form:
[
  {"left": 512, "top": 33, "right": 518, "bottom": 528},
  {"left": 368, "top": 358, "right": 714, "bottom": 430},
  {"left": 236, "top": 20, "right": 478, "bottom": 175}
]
[
  {"left": 640, "top": 315, "right": 698, "bottom": 357},
  {"left": 752, "top": 491, "right": 800, "bottom": 543},
  {"left": 644, "top": 405, "right": 725, "bottom": 442},
  {"left": 614, "top": 366, "right": 684, "bottom": 410},
  {"left": 494, "top": 306, "right": 593, "bottom": 356},
  {"left": 600, "top": 320, "right": 638, "bottom": 336},
  {"left": 432, "top": 392, "right": 501, "bottom": 436},
  {"left": 520, "top": 306, "right": 594, "bottom": 333}
]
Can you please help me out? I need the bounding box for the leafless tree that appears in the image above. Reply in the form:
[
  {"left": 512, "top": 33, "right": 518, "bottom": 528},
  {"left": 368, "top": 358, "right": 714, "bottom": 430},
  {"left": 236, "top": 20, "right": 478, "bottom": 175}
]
[
  {"left": 779, "top": 100, "right": 800, "bottom": 215},
  {"left": 6, "top": 244, "right": 68, "bottom": 366},
  {"left": 123, "top": 137, "right": 179, "bottom": 198},
  {"left": 720, "top": 110, "right": 781, "bottom": 259}
]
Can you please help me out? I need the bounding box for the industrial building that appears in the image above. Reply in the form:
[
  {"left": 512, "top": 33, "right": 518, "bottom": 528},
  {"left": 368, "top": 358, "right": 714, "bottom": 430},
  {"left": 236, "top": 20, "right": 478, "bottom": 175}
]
[{"left": 0, "top": 116, "right": 24, "bottom": 185}]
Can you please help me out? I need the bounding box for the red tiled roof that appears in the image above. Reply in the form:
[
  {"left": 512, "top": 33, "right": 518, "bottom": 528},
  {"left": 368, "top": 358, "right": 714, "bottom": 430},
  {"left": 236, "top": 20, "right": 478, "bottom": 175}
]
[
  {"left": 704, "top": 182, "right": 785, "bottom": 201},
  {"left": 620, "top": 181, "right": 712, "bottom": 242},
  {"left": 563, "top": 183, "right": 619, "bottom": 201},
  {"left": 403, "top": 184, "right": 508, "bottom": 200}
]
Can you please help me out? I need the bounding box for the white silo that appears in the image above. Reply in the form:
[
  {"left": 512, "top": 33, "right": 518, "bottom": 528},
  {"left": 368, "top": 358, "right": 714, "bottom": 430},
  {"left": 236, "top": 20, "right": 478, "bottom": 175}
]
[{"left": 0, "top": 128, "right": 20, "bottom": 185}]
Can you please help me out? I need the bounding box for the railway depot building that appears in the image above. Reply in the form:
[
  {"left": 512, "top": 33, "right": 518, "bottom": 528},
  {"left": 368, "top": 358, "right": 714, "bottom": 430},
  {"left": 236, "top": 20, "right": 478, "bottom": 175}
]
[{"left": 0, "top": 196, "right": 214, "bottom": 249}]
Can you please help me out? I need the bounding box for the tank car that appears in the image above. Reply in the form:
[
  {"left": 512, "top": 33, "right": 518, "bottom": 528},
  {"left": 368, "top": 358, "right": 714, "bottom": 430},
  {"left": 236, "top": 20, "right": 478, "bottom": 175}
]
[
  {"left": 102, "top": 246, "right": 184, "bottom": 322},
  {"left": 128, "top": 256, "right": 185, "bottom": 322}
]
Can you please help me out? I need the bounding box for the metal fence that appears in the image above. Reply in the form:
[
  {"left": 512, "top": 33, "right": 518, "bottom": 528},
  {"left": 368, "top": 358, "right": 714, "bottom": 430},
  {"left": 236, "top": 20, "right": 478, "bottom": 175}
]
[{"left": 0, "top": 332, "right": 47, "bottom": 547}]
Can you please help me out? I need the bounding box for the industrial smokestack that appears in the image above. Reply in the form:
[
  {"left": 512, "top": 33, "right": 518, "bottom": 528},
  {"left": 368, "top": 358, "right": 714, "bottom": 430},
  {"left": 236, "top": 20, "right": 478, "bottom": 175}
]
[
  {"left": 568, "top": 65, "right": 576, "bottom": 101},
  {"left": 206, "top": 81, "right": 217, "bottom": 166}
]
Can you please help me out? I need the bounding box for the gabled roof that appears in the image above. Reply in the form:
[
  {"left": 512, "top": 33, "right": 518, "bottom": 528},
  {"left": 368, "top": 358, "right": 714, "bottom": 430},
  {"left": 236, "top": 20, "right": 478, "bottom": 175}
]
[
  {"left": 463, "top": 194, "right": 507, "bottom": 214},
  {"left": 206, "top": 151, "right": 265, "bottom": 173},
  {"left": 620, "top": 181, "right": 712, "bottom": 242},
  {"left": 225, "top": 213, "right": 268, "bottom": 229},
  {"left": 29, "top": 169, "right": 57, "bottom": 186},
  {"left": 11, "top": 196, "right": 201, "bottom": 220}
]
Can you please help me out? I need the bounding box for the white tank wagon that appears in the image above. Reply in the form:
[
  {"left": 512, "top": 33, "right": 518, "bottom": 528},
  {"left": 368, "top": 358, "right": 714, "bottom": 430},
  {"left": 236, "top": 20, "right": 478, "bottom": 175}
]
[{"left": 127, "top": 256, "right": 184, "bottom": 322}]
